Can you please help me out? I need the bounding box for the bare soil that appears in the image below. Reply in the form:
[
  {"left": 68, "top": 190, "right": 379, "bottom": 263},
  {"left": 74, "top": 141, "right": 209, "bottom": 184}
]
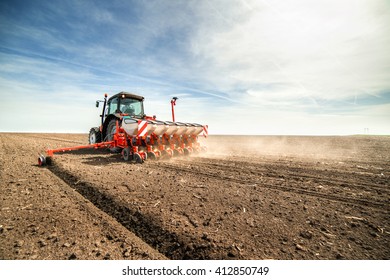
[{"left": 1, "top": 133, "right": 389, "bottom": 260}]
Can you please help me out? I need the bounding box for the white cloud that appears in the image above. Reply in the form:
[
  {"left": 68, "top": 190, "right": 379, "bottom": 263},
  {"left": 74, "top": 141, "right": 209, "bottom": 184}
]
[
  {"left": 189, "top": 0, "right": 390, "bottom": 103},
  {"left": 205, "top": 103, "right": 390, "bottom": 135}
]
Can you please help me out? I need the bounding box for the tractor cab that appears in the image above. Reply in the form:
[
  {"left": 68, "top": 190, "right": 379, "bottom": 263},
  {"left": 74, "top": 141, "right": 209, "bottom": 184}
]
[
  {"left": 104, "top": 92, "right": 145, "bottom": 121},
  {"left": 90, "top": 92, "right": 146, "bottom": 145}
]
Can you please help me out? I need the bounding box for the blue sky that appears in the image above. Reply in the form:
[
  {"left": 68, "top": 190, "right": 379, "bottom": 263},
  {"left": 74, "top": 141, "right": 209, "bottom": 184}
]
[{"left": 0, "top": 0, "right": 389, "bottom": 135}]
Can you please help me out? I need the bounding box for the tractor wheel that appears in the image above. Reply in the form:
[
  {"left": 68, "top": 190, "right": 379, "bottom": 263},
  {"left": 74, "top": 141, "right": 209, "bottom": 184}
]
[
  {"left": 89, "top": 127, "right": 102, "bottom": 144},
  {"left": 106, "top": 119, "right": 122, "bottom": 153}
]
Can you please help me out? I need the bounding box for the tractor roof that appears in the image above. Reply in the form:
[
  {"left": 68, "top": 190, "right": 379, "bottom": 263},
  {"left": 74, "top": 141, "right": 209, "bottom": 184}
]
[{"left": 108, "top": 91, "right": 144, "bottom": 101}]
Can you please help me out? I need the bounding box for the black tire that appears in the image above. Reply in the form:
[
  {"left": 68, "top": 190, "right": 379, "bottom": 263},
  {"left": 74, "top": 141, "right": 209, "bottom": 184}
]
[
  {"left": 46, "top": 156, "right": 52, "bottom": 166},
  {"left": 106, "top": 119, "right": 122, "bottom": 153},
  {"left": 38, "top": 155, "right": 46, "bottom": 166},
  {"left": 38, "top": 156, "right": 52, "bottom": 166},
  {"left": 123, "top": 147, "right": 131, "bottom": 161},
  {"left": 89, "top": 127, "right": 102, "bottom": 144}
]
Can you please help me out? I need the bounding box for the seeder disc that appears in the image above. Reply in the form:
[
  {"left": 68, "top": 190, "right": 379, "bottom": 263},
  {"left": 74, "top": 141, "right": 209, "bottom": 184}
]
[
  {"left": 183, "top": 148, "right": 190, "bottom": 156},
  {"left": 134, "top": 152, "right": 144, "bottom": 164},
  {"left": 147, "top": 151, "right": 157, "bottom": 160}
]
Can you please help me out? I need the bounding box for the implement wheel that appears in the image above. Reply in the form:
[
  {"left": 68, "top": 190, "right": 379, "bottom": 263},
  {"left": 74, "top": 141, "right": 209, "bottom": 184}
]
[
  {"left": 134, "top": 152, "right": 144, "bottom": 164},
  {"left": 159, "top": 150, "right": 170, "bottom": 160},
  {"left": 38, "top": 155, "right": 52, "bottom": 167},
  {"left": 38, "top": 155, "right": 46, "bottom": 166},
  {"left": 123, "top": 147, "right": 131, "bottom": 161},
  {"left": 147, "top": 151, "right": 157, "bottom": 160},
  {"left": 173, "top": 149, "right": 181, "bottom": 157}
]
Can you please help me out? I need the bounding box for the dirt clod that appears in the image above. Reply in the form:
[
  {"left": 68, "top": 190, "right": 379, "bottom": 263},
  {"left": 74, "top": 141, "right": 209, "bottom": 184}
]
[
  {"left": 14, "top": 240, "right": 24, "bottom": 248},
  {"left": 68, "top": 253, "right": 77, "bottom": 260},
  {"left": 38, "top": 240, "right": 47, "bottom": 247},
  {"left": 295, "top": 244, "right": 306, "bottom": 251},
  {"left": 300, "top": 230, "right": 313, "bottom": 240}
]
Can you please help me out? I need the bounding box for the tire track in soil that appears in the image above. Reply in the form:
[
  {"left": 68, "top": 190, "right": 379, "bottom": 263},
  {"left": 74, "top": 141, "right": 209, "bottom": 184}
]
[
  {"left": 167, "top": 157, "right": 390, "bottom": 193},
  {"left": 174, "top": 157, "right": 389, "bottom": 192},
  {"left": 154, "top": 160, "right": 389, "bottom": 212},
  {"left": 47, "top": 162, "right": 231, "bottom": 260}
]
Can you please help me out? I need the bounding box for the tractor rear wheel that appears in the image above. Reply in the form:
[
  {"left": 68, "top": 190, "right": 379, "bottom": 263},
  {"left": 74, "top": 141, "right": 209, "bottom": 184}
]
[
  {"left": 106, "top": 119, "right": 122, "bottom": 153},
  {"left": 89, "top": 127, "right": 102, "bottom": 144}
]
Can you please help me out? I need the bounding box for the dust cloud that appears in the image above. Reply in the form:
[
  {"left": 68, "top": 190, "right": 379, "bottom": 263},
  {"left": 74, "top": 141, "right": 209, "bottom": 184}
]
[{"left": 197, "top": 135, "right": 389, "bottom": 162}]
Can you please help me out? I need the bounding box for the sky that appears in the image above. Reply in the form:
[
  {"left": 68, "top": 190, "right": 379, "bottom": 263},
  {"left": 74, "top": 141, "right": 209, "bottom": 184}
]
[{"left": 0, "top": 0, "right": 389, "bottom": 135}]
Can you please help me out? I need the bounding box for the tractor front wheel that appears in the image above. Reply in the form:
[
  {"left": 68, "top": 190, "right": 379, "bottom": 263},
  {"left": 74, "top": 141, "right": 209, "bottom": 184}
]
[{"left": 89, "top": 127, "right": 102, "bottom": 144}]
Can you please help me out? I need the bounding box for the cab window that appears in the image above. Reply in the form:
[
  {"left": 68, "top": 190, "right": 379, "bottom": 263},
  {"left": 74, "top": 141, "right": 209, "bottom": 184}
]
[
  {"left": 107, "top": 97, "right": 119, "bottom": 115},
  {"left": 121, "top": 98, "right": 143, "bottom": 117}
]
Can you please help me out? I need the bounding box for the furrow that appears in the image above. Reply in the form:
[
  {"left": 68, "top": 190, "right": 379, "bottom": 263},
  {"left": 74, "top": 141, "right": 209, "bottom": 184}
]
[{"left": 155, "top": 162, "right": 389, "bottom": 212}]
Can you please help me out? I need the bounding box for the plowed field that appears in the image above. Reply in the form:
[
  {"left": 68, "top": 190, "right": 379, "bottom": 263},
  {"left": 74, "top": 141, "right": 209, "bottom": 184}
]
[{"left": 1, "top": 133, "right": 389, "bottom": 259}]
